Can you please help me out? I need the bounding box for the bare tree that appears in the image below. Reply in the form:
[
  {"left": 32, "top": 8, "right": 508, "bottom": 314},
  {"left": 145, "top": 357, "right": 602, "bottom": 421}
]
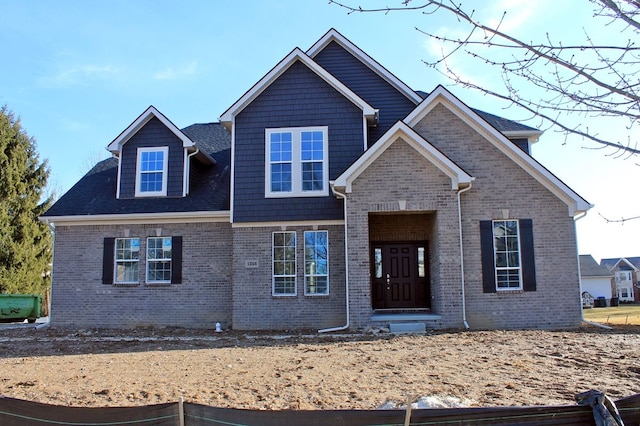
[{"left": 330, "top": 0, "right": 640, "bottom": 160}]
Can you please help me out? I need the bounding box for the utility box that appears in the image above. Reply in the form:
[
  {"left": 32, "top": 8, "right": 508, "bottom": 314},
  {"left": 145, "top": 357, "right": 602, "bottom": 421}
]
[{"left": 0, "top": 294, "right": 41, "bottom": 323}]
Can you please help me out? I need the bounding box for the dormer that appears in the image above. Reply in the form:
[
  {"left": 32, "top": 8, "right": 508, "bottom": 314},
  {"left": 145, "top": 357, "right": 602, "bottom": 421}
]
[{"left": 107, "top": 106, "right": 215, "bottom": 199}]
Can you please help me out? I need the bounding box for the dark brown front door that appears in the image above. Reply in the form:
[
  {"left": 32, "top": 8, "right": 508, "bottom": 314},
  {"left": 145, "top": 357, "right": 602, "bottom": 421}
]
[{"left": 371, "top": 242, "right": 430, "bottom": 310}]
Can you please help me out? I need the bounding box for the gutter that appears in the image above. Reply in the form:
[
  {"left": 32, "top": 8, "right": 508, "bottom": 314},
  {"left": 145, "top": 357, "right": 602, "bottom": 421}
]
[
  {"left": 457, "top": 183, "right": 473, "bottom": 330},
  {"left": 319, "top": 185, "right": 350, "bottom": 333},
  {"left": 183, "top": 147, "right": 200, "bottom": 196},
  {"left": 574, "top": 211, "right": 613, "bottom": 330}
]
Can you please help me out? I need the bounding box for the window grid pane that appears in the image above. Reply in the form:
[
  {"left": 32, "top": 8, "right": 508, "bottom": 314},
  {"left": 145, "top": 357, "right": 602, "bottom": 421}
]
[
  {"left": 305, "top": 231, "right": 328, "bottom": 295},
  {"left": 114, "top": 238, "right": 140, "bottom": 284},
  {"left": 493, "top": 220, "right": 522, "bottom": 289},
  {"left": 138, "top": 149, "right": 166, "bottom": 194},
  {"left": 273, "top": 232, "right": 296, "bottom": 295},
  {"left": 301, "top": 131, "right": 324, "bottom": 192},
  {"left": 147, "top": 237, "right": 172, "bottom": 283},
  {"left": 269, "top": 132, "right": 293, "bottom": 193},
  {"left": 266, "top": 128, "right": 326, "bottom": 196}
]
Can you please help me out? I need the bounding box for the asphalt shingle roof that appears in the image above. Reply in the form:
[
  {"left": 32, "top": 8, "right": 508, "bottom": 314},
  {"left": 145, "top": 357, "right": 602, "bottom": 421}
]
[
  {"left": 42, "top": 123, "right": 231, "bottom": 218},
  {"left": 580, "top": 255, "right": 613, "bottom": 277},
  {"left": 601, "top": 257, "right": 640, "bottom": 270}
]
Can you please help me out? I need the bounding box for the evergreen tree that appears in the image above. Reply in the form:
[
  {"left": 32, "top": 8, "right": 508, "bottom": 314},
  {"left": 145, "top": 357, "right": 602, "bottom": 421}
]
[{"left": 0, "top": 106, "right": 52, "bottom": 299}]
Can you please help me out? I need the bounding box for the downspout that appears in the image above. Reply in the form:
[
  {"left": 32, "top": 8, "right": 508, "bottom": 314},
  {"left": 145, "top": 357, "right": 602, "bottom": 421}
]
[
  {"left": 319, "top": 185, "right": 350, "bottom": 333},
  {"left": 574, "top": 211, "right": 612, "bottom": 330},
  {"left": 457, "top": 183, "right": 473, "bottom": 330},
  {"left": 183, "top": 147, "right": 199, "bottom": 196}
]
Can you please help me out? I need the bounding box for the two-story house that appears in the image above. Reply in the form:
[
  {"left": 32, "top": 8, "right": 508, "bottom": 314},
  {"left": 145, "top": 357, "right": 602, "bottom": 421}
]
[
  {"left": 41, "top": 29, "right": 591, "bottom": 331},
  {"left": 601, "top": 257, "right": 640, "bottom": 303}
]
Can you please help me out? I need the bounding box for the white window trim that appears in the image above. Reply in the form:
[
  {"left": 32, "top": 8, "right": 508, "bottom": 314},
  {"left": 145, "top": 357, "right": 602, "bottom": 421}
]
[
  {"left": 272, "top": 231, "right": 297, "bottom": 296},
  {"left": 114, "top": 237, "right": 140, "bottom": 285},
  {"left": 304, "top": 230, "right": 329, "bottom": 296},
  {"left": 265, "top": 127, "right": 329, "bottom": 198},
  {"left": 145, "top": 237, "right": 172, "bottom": 284},
  {"left": 493, "top": 220, "right": 523, "bottom": 291},
  {"left": 135, "top": 146, "right": 169, "bottom": 197}
]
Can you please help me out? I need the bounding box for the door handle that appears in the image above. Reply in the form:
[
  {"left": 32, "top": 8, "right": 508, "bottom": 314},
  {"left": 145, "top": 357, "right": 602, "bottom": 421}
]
[{"left": 386, "top": 273, "right": 390, "bottom": 290}]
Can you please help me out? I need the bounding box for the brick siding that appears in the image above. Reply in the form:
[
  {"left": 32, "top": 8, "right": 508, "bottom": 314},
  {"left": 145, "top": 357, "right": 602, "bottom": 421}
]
[{"left": 50, "top": 222, "right": 233, "bottom": 329}]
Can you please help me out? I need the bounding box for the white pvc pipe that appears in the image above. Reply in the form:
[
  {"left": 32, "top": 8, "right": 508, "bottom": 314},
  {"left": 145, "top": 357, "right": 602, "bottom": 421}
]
[
  {"left": 457, "top": 184, "right": 473, "bottom": 329},
  {"left": 319, "top": 186, "right": 350, "bottom": 333}
]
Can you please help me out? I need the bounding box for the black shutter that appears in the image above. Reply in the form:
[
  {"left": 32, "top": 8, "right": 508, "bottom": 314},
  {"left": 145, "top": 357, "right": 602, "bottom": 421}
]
[
  {"left": 171, "top": 236, "right": 182, "bottom": 284},
  {"left": 519, "top": 219, "right": 537, "bottom": 292},
  {"left": 102, "top": 237, "right": 115, "bottom": 284},
  {"left": 479, "top": 221, "right": 497, "bottom": 293}
]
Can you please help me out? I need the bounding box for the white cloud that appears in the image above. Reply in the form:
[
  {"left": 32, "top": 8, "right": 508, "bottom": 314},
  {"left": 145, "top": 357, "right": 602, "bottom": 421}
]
[
  {"left": 38, "top": 64, "right": 120, "bottom": 88},
  {"left": 153, "top": 61, "right": 198, "bottom": 80}
]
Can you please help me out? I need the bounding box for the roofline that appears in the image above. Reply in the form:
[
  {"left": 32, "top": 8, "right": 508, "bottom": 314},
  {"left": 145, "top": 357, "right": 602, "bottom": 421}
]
[
  {"left": 333, "top": 120, "right": 474, "bottom": 192},
  {"left": 39, "top": 211, "right": 231, "bottom": 226},
  {"left": 306, "top": 28, "right": 423, "bottom": 105},
  {"left": 612, "top": 257, "right": 640, "bottom": 271},
  {"left": 107, "top": 106, "right": 195, "bottom": 153},
  {"left": 405, "top": 86, "right": 592, "bottom": 216},
  {"left": 219, "top": 48, "right": 376, "bottom": 125}
]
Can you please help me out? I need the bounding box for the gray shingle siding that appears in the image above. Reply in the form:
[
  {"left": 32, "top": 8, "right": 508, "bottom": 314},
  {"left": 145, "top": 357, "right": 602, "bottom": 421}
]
[
  {"left": 313, "top": 41, "right": 418, "bottom": 146},
  {"left": 118, "top": 117, "right": 185, "bottom": 198},
  {"left": 233, "top": 61, "right": 363, "bottom": 223}
]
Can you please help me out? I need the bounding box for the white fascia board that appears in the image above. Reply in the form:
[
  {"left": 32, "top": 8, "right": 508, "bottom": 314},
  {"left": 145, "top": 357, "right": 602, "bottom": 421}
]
[
  {"left": 232, "top": 219, "right": 344, "bottom": 229},
  {"left": 405, "top": 86, "right": 592, "bottom": 216},
  {"left": 503, "top": 129, "right": 544, "bottom": 143},
  {"left": 333, "top": 121, "right": 474, "bottom": 192},
  {"left": 39, "top": 211, "right": 231, "bottom": 226},
  {"left": 219, "top": 48, "right": 376, "bottom": 124},
  {"left": 307, "top": 29, "right": 422, "bottom": 105},
  {"left": 107, "top": 106, "right": 195, "bottom": 153},
  {"left": 618, "top": 258, "right": 640, "bottom": 271}
]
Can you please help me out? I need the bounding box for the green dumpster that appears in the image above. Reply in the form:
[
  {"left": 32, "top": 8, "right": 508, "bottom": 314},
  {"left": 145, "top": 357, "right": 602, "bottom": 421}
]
[{"left": 0, "top": 294, "right": 41, "bottom": 323}]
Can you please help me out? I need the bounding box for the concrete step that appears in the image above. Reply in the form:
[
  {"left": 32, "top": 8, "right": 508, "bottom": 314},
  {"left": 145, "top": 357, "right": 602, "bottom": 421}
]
[{"left": 389, "top": 322, "right": 426, "bottom": 334}]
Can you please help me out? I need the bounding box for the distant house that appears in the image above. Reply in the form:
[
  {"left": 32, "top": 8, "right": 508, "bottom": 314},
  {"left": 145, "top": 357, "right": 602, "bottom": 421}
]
[
  {"left": 41, "top": 29, "right": 591, "bottom": 331},
  {"left": 579, "top": 255, "right": 613, "bottom": 305},
  {"left": 600, "top": 257, "right": 640, "bottom": 303}
]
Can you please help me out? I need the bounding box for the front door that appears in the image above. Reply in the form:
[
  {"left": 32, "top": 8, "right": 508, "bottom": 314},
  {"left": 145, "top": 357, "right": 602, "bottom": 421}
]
[{"left": 371, "top": 242, "right": 430, "bottom": 310}]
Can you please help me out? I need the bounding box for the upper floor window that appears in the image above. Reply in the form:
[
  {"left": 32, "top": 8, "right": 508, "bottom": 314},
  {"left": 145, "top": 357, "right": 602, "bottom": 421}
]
[
  {"left": 135, "top": 147, "right": 168, "bottom": 197},
  {"left": 265, "top": 127, "right": 328, "bottom": 197}
]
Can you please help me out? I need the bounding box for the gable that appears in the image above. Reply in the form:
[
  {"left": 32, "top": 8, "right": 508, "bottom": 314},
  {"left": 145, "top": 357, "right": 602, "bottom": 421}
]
[
  {"left": 117, "top": 117, "right": 186, "bottom": 199},
  {"left": 311, "top": 39, "right": 418, "bottom": 146},
  {"left": 405, "top": 86, "right": 591, "bottom": 216},
  {"left": 334, "top": 121, "right": 473, "bottom": 192},
  {"left": 220, "top": 48, "right": 376, "bottom": 126}
]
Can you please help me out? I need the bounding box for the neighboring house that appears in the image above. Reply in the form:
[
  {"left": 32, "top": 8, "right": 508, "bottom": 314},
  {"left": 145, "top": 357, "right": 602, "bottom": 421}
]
[
  {"left": 579, "top": 254, "right": 613, "bottom": 305},
  {"left": 41, "top": 29, "right": 592, "bottom": 331},
  {"left": 600, "top": 257, "right": 640, "bottom": 303}
]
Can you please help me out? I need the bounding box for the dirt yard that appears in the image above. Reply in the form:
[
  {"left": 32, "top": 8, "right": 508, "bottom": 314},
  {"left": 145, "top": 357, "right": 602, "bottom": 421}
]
[{"left": 0, "top": 325, "right": 639, "bottom": 410}]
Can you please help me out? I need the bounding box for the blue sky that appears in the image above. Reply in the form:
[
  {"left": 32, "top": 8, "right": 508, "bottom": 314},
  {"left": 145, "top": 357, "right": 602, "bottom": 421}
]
[{"left": 1, "top": 0, "right": 637, "bottom": 262}]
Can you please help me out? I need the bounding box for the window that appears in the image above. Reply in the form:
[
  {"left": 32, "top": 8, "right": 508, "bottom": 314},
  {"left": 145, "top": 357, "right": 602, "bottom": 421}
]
[
  {"left": 114, "top": 238, "right": 140, "bottom": 284},
  {"left": 304, "top": 231, "right": 328, "bottom": 295},
  {"left": 146, "top": 237, "right": 172, "bottom": 284},
  {"left": 273, "top": 231, "right": 296, "bottom": 295},
  {"left": 480, "top": 219, "right": 536, "bottom": 293},
  {"left": 492, "top": 220, "right": 522, "bottom": 290},
  {"left": 135, "top": 147, "right": 168, "bottom": 197},
  {"left": 616, "top": 271, "right": 632, "bottom": 282},
  {"left": 266, "top": 127, "right": 328, "bottom": 197}
]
